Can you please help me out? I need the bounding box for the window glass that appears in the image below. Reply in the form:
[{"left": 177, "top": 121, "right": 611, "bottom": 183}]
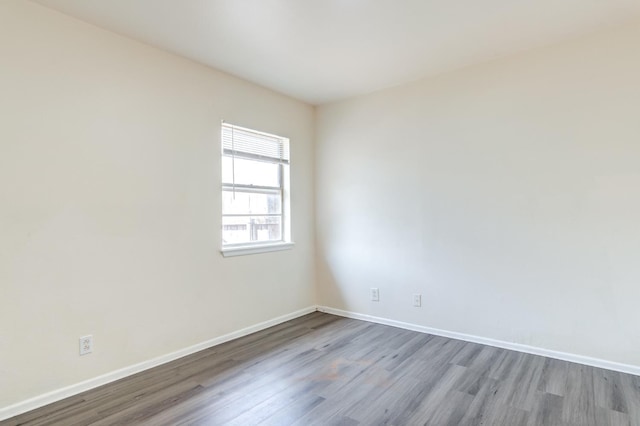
[
  {"left": 222, "top": 157, "right": 280, "bottom": 187},
  {"left": 222, "top": 216, "right": 282, "bottom": 245},
  {"left": 222, "top": 190, "right": 282, "bottom": 215}
]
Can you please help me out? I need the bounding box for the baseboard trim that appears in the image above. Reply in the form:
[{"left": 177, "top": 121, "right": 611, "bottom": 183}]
[
  {"left": 0, "top": 305, "right": 318, "bottom": 421},
  {"left": 317, "top": 305, "right": 640, "bottom": 377}
]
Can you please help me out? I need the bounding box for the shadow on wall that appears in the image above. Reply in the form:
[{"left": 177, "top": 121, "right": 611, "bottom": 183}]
[{"left": 315, "top": 240, "right": 348, "bottom": 311}]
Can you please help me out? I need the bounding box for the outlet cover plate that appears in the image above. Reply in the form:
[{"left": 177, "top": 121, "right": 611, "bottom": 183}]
[
  {"left": 79, "top": 335, "right": 93, "bottom": 356},
  {"left": 371, "top": 288, "right": 380, "bottom": 302},
  {"left": 413, "top": 294, "right": 422, "bottom": 307}
]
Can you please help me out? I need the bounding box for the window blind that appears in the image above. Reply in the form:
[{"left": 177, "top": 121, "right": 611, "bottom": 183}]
[{"left": 222, "top": 123, "right": 289, "bottom": 163}]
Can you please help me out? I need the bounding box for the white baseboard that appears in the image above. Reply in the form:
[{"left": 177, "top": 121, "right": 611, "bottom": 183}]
[
  {"left": 0, "top": 306, "right": 318, "bottom": 421},
  {"left": 317, "top": 305, "right": 640, "bottom": 377},
  {"left": 6, "top": 304, "right": 638, "bottom": 421}
]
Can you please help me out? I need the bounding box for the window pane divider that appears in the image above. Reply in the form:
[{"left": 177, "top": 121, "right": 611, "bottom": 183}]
[
  {"left": 222, "top": 184, "right": 281, "bottom": 192},
  {"left": 222, "top": 213, "right": 282, "bottom": 217},
  {"left": 223, "top": 150, "right": 289, "bottom": 165}
]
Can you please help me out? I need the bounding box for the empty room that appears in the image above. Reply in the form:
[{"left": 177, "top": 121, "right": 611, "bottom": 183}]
[{"left": 1, "top": 0, "right": 640, "bottom": 425}]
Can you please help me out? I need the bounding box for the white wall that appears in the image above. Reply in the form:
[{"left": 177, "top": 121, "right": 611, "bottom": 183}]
[
  {"left": 316, "top": 21, "right": 640, "bottom": 367},
  {"left": 0, "top": 0, "right": 315, "bottom": 409}
]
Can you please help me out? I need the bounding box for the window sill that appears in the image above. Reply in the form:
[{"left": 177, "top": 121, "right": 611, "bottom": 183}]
[{"left": 221, "top": 242, "right": 295, "bottom": 257}]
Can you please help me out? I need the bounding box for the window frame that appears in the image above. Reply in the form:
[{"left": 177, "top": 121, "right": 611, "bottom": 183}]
[{"left": 220, "top": 122, "right": 293, "bottom": 257}]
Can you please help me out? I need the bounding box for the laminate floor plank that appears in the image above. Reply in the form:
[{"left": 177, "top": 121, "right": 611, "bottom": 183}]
[
  {"left": 562, "top": 363, "right": 598, "bottom": 425},
  {"left": 537, "top": 357, "right": 570, "bottom": 397},
  {"left": 459, "top": 373, "right": 502, "bottom": 424},
  {"left": 450, "top": 342, "right": 485, "bottom": 367},
  {"left": 466, "top": 344, "right": 505, "bottom": 376},
  {"left": 593, "top": 368, "right": 629, "bottom": 414},
  {"left": 4, "top": 313, "right": 640, "bottom": 426},
  {"left": 526, "top": 391, "right": 564, "bottom": 426},
  {"left": 620, "top": 373, "right": 640, "bottom": 421},
  {"left": 350, "top": 375, "right": 422, "bottom": 424},
  {"left": 403, "top": 364, "right": 471, "bottom": 425}
]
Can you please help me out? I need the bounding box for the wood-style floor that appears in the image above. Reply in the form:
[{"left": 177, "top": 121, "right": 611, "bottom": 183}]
[{"left": 3, "top": 312, "right": 639, "bottom": 426}]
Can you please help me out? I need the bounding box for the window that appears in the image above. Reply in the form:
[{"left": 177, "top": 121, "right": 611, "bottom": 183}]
[{"left": 220, "top": 122, "right": 293, "bottom": 256}]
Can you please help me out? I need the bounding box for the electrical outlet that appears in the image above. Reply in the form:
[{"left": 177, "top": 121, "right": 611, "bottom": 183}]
[
  {"left": 370, "top": 288, "right": 379, "bottom": 302},
  {"left": 79, "top": 335, "right": 93, "bottom": 356},
  {"left": 413, "top": 294, "right": 422, "bottom": 307}
]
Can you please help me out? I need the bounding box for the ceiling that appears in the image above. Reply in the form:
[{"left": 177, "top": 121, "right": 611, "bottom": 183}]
[{"left": 33, "top": 0, "right": 640, "bottom": 105}]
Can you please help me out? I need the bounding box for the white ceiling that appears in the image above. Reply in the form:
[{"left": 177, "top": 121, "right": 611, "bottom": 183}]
[{"left": 33, "top": 0, "right": 640, "bottom": 105}]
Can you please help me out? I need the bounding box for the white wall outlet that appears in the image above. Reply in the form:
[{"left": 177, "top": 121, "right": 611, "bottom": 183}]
[
  {"left": 370, "top": 288, "right": 379, "bottom": 302},
  {"left": 79, "top": 335, "right": 93, "bottom": 356},
  {"left": 413, "top": 294, "right": 422, "bottom": 307}
]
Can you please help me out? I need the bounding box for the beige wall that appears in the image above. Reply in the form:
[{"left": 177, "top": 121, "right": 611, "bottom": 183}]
[
  {"left": 0, "top": 0, "right": 315, "bottom": 409},
  {"left": 316, "top": 21, "right": 640, "bottom": 367}
]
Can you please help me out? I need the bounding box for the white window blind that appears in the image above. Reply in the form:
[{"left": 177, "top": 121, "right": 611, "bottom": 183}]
[{"left": 222, "top": 124, "right": 290, "bottom": 164}]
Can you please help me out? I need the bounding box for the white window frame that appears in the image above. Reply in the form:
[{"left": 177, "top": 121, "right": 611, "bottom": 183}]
[{"left": 220, "top": 122, "right": 293, "bottom": 257}]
